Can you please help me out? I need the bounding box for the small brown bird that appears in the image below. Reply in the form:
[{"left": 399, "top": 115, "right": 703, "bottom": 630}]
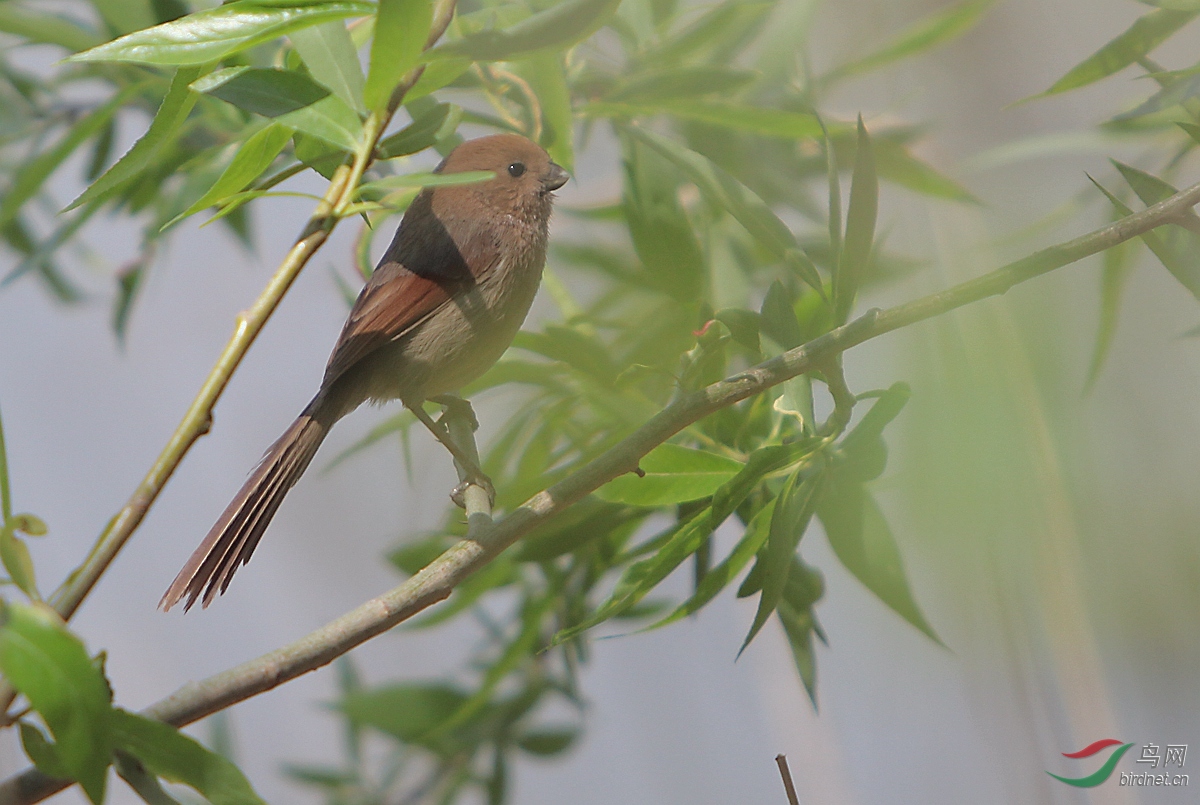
[{"left": 162, "top": 134, "right": 568, "bottom": 611}]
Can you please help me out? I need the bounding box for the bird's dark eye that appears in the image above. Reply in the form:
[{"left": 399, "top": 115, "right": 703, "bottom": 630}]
[{"left": 507, "top": 162, "right": 526, "bottom": 177}]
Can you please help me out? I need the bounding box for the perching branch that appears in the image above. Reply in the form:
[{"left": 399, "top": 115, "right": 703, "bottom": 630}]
[
  {"left": 0, "top": 0, "right": 460, "bottom": 719},
  {"left": 5, "top": 171, "right": 1200, "bottom": 805}
]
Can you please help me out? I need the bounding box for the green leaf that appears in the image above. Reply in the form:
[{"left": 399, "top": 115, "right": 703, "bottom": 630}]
[
  {"left": 818, "top": 485, "right": 939, "bottom": 643},
  {"left": 340, "top": 683, "right": 469, "bottom": 745},
  {"left": 114, "top": 751, "right": 185, "bottom": 805},
  {"left": 66, "top": 66, "right": 201, "bottom": 211},
  {"left": 113, "top": 260, "right": 147, "bottom": 344},
  {"left": 377, "top": 101, "right": 460, "bottom": 158},
  {"left": 193, "top": 66, "right": 331, "bottom": 116},
  {"left": 760, "top": 280, "right": 803, "bottom": 349},
  {"left": 0, "top": 5, "right": 102, "bottom": 51},
  {"left": 517, "top": 727, "right": 579, "bottom": 757},
  {"left": 92, "top": 0, "right": 156, "bottom": 35},
  {"left": 356, "top": 170, "right": 495, "bottom": 196},
  {"left": 1142, "top": 0, "right": 1200, "bottom": 9},
  {"left": 363, "top": 0, "right": 432, "bottom": 112},
  {"left": 586, "top": 100, "right": 823, "bottom": 140},
  {"left": 873, "top": 139, "right": 978, "bottom": 203},
  {"left": 19, "top": 722, "right": 71, "bottom": 779},
  {"left": 740, "top": 463, "right": 824, "bottom": 654},
  {"left": 625, "top": 125, "right": 823, "bottom": 294},
  {"left": 607, "top": 66, "right": 757, "bottom": 102},
  {"left": 431, "top": 0, "right": 620, "bottom": 61},
  {"left": 405, "top": 57, "right": 472, "bottom": 103},
  {"left": 1111, "top": 159, "right": 1178, "bottom": 205},
  {"left": 111, "top": 709, "right": 265, "bottom": 805},
  {"left": 1106, "top": 165, "right": 1200, "bottom": 299},
  {"left": 0, "top": 85, "right": 138, "bottom": 229},
  {"left": 823, "top": 0, "right": 993, "bottom": 84},
  {"left": 646, "top": 498, "right": 777, "bottom": 631},
  {"left": 0, "top": 602, "right": 112, "bottom": 804},
  {"left": 835, "top": 116, "right": 877, "bottom": 322},
  {"left": 1041, "top": 8, "right": 1197, "bottom": 96},
  {"left": 290, "top": 19, "right": 365, "bottom": 113},
  {"left": 515, "top": 53, "right": 574, "bottom": 172},
  {"left": 596, "top": 444, "right": 743, "bottom": 506},
  {"left": 778, "top": 592, "right": 821, "bottom": 705},
  {"left": 1085, "top": 234, "right": 1135, "bottom": 391},
  {"left": 69, "top": 1, "right": 376, "bottom": 66},
  {"left": 168, "top": 123, "right": 294, "bottom": 227}
]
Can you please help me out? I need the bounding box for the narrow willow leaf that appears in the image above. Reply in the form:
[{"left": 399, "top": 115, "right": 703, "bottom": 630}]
[
  {"left": 823, "top": 0, "right": 993, "bottom": 84},
  {"left": 778, "top": 597, "right": 820, "bottom": 705},
  {"left": 364, "top": 0, "right": 432, "bottom": 112},
  {"left": 0, "top": 602, "right": 112, "bottom": 804},
  {"left": 760, "top": 280, "right": 803, "bottom": 349},
  {"left": 0, "top": 528, "right": 37, "bottom": 599},
  {"left": 0, "top": 5, "right": 102, "bottom": 51},
  {"left": 643, "top": 1, "right": 774, "bottom": 68},
  {"left": 19, "top": 722, "right": 71, "bottom": 779},
  {"left": 740, "top": 464, "right": 824, "bottom": 654},
  {"left": 169, "top": 123, "right": 295, "bottom": 226},
  {"left": 1110, "top": 163, "right": 1200, "bottom": 297},
  {"left": 405, "top": 57, "right": 471, "bottom": 103},
  {"left": 874, "top": 138, "right": 978, "bottom": 203},
  {"left": 112, "top": 709, "right": 265, "bottom": 805},
  {"left": 193, "top": 66, "right": 331, "bottom": 117},
  {"left": 821, "top": 115, "right": 842, "bottom": 277},
  {"left": 113, "top": 260, "right": 147, "bottom": 344},
  {"left": 340, "top": 684, "right": 469, "bottom": 745},
  {"left": 819, "top": 486, "right": 940, "bottom": 643},
  {"left": 626, "top": 126, "right": 823, "bottom": 293},
  {"left": 595, "top": 444, "right": 743, "bottom": 506},
  {"left": 644, "top": 498, "right": 777, "bottom": 632},
  {"left": 607, "top": 66, "right": 757, "bottom": 102},
  {"left": 516, "top": 52, "right": 574, "bottom": 172},
  {"left": 1142, "top": 1, "right": 1200, "bottom": 9},
  {"left": 69, "top": 1, "right": 376, "bottom": 66},
  {"left": 517, "top": 728, "right": 579, "bottom": 757},
  {"left": 66, "top": 66, "right": 201, "bottom": 211},
  {"left": 585, "top": 100, "right": 823, "bottom": 139},
  {"left": 290, "top": 19, "right": 365, "bottom": 113},
  {"left": 431, "top": 0, "right": 620, "bottom": 61},
  {"left": 836, "top": 116, "right": 878, "bottom": 322},
  {"left": 1089, "top": 173, "right": 1200, "bottom": 300},
  {"left": 377, "top": 101, "right": 459, "bottom": 158},
  {"left": 92, "top": 0, "right": 156, "bottom": 35},
  {"left": 1111, "top": 159, "right": 1178, "bottom": 204},
  {"left": 1114, "top": 71, "right": 1200, "bottom": 121},
  {"left": 1085, "top": 235, "right": 1134, "bottom": 391},
  {"left": 1041, "top": 8, "right": 1197, "bottom": 96},
  {"left": 356, "top": 170, "right": 494, "bottom": 196},
  {"left": 114, "top": 752, "right": 185, "bottom": 805},
  {"left": 0, "top": 85, "right": 136, "bottom": 228}
]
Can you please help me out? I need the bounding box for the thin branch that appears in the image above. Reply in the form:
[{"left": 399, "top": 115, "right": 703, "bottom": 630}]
[
  {"left": 775, "top": 754, "right": 800, "bottom": 805},
  {"left": 6, "top": 149, "right": 1200, "bottom": 805},
  {"left": 0, "top": 0, "right": 460, "bottom": 718}
]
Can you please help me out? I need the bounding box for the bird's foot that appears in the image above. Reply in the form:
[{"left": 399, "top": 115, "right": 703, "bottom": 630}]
[
  {"left": 432, "top": 394, "right": 479, "bottom": 432},
  {"left": 451, "top": 469, "right": 496, "bottom": 510}
]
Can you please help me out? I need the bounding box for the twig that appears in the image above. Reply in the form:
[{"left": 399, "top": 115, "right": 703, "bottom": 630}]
[
  {"left": 6, "top": 135, "right": 1200, "bottom": 805},
  {"left": 775, "top": 754, "right": 800, "bottom": 805},
  {"left": 0, "top": 0, "right": 461, "bottom": 721}
]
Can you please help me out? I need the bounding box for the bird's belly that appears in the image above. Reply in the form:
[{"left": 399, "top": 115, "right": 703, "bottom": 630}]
[{"left": 365, "top": 261, "right": 542, "bottom": 402}]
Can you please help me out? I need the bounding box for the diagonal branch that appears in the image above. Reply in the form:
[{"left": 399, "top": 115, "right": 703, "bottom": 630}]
[{"left": 5, "top": 171, "right": 1200, "bottom": 804}]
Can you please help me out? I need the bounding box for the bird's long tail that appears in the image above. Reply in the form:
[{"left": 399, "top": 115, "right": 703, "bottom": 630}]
[{"left": 160, "top": 397, "right": 335, "bottom": 611}]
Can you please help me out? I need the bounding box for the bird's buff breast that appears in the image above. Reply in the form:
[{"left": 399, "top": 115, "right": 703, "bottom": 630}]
[{"left": 363, "top": 253, "right": 544, "bottom": 403}]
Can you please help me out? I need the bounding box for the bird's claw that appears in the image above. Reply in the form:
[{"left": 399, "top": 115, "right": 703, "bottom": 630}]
[
  {"left": 450, "top": 472, "right": 496, "bottom": 510},
  {"left": 432, "top": 395, "right": 479, "bottom": 432}
]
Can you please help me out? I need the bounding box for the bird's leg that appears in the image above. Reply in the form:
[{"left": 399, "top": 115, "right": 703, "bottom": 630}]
[
  {"left": 430, "top": 394, "right": 480, "bottom": 431},
  {"left": 406, "top": 399, "right": 495, "bottom": 508}
]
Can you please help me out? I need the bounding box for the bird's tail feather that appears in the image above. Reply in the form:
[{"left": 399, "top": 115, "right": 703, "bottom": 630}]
[{"left": 160, "top": 398, "right": 332, "bottom": 611}]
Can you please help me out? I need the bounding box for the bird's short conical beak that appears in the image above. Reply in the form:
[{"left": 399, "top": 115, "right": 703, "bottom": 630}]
[{"left": 542, "top": 162, "right": 569, "bottom": 192}]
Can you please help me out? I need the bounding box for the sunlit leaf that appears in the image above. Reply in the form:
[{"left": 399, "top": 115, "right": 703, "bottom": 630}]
[
  {"left": 167, "top": 123, "right": 294, "bottom": 229},
  {"left": 364, "top": 0, "right": 432, "bottom": 112},
  {"left": 290, "top": 19, "right": 365, "bottom": 113},
  {"left": 112, "top": 709, "right": 265, "bottom": 805},
  {"left": 0, "top": 602, "right": 112, "bottom": 804},
  {"left": 69, "top": 1, "right": 376, "bottom": 66},
  {"left": 66, "top": 66, "right": 201, "bottom": 211},
  {"left": 19, "top": 722, "right": 71, "bottom": 779},
  {"left": 596, "top": 444, "right": 743, "bottom": 506}
]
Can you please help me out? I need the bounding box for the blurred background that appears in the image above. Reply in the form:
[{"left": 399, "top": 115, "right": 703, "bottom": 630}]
[{"left": 2, "top": 0, "right": 1199, "bottom": 803}]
